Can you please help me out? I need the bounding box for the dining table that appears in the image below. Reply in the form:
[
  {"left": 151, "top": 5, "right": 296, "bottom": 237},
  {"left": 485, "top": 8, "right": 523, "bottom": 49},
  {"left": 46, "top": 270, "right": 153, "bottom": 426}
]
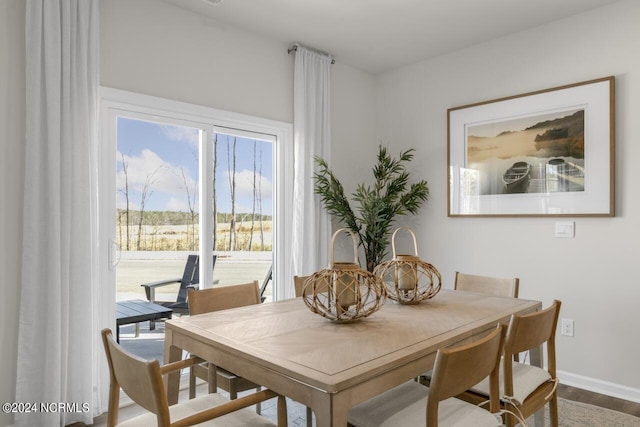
[{"left": 164, "top": 289, "right": 542, "bottom": 427}]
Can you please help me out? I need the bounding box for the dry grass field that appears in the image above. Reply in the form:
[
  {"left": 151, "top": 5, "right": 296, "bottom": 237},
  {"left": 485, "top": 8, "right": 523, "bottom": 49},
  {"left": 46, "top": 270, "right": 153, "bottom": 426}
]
[{"left": 116, "top": 220, "right": 273, "bottom": 252}]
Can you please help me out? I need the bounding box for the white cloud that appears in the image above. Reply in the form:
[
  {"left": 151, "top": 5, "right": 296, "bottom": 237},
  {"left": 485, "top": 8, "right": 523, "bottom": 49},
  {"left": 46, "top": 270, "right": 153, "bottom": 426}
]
[
  {"left": 166, "top": 197, "right": 191, "bottom": 212},
  {"left": 160, "top": 124, "right": 199, "bottom": 149},
  {"left": 116, "top": 149, "right": 198, "bottom": 211},
  {"left": 232, "top": 169, "right": 273, "bottom": 199}
]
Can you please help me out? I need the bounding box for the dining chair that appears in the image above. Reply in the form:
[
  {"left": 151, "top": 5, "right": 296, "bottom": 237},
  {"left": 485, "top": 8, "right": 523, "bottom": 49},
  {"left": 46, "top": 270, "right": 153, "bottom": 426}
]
[
  {"left": 347, "top": 324, "right": 505, "bottom": 427},
  {"left": 293, "top": 275, "right": 309, "bottom": 297},
  {"left": 454, "top": 271, "right": 520, "bottom": 298},
  {"left": 294, "top": 274, "right": 329, "bottom": 297},
  {"left": 419, "top": 271, "right": 519, "bottom": 386},
  {"left": 187, "top": 281, "right": 264, "bottom": 412},
  {"left": 459, "top": 300, "right": 562, "bottom": 427},
  {"left": 101, "top": 328, "right": 287, "bottom": 427}
]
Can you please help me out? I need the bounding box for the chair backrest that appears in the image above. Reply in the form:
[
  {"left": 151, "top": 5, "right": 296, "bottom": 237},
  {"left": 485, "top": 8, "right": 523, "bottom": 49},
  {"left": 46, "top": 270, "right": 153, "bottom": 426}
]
[
  {"left": 427, "top": 325, "right": 505, "bottom": 426},
  {"left": 188, "top": 280, "right": 261, "bottom": 315},
  {"left": 176, "top": 255, "right": 217, "bottom": 304},
  {"left": 293, "top": 275, "right": 309, "bottom": 297},
  {"left": 101, "top": 328, "right": 170, "bottom": 426},
  {"left": 454, "top": 271, "right": 519, "bottom": 298},
  {"left": 294, "top": 275, "right": 329, "bottom": 297},
  {"left": 503, "top": 300, "right": 561, "bottom": 377}
]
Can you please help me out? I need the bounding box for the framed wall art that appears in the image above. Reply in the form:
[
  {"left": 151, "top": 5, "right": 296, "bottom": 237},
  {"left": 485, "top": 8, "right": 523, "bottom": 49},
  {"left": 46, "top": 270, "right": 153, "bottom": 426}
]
[{"left": 448, "top": 76, "right": 614, "bottom": 217}]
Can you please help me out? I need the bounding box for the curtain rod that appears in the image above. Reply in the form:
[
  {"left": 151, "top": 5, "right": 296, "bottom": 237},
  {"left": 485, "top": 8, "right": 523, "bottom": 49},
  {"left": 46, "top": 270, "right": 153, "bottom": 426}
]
[{"left": 288, "top": 45, "right": 335, "bottom": 64}]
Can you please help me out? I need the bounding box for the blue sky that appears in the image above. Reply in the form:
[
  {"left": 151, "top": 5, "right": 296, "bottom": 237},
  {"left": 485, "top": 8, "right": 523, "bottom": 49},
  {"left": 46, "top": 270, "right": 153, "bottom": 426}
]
[{"left": 116, "top": 117, "right": 273, "bottom": 215}]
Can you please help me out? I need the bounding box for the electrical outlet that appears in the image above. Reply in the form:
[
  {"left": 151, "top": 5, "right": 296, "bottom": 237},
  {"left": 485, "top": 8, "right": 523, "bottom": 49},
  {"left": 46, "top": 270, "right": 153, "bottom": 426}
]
[{"left": 561, "top": 318, "right": 574, "bottom": 337}]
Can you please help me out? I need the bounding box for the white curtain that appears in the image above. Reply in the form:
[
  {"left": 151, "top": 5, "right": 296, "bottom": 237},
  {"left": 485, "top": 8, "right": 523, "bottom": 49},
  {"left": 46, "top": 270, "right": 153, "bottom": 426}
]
[
  {"left": 288, "top": 45, "right": 333, "bottom": 298},
  {"left": 16, "top": 1, "right": 106, "bottom": 426}
]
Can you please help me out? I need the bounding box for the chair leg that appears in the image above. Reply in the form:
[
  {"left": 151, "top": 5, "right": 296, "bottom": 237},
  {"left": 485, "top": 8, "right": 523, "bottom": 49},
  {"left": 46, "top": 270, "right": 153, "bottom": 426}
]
[
  {"left": 189, "top": 367, "right": 196, "bottom": 399},
  {"left": 255, "top": 387, "right": 262, "bottom": 414},
  {"left": 207, "top": 363, "right": 217, "bottom": 394},
  {"left": 549, "top": 394, "right": 559, "bottom": 427},
  {"left": 504, "top": 404, "right": 519, "bottom": 427},
  {"left": 277, "top": 395, "right": 288, "bottom": 427},
  {"left": 229, "top": 383, "right": 238, "bottom": 400}
]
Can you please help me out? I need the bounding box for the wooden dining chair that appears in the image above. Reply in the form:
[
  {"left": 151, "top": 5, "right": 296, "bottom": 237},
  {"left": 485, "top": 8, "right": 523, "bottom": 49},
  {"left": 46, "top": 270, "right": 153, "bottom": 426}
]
[
  {"left": 454, "top": 271, "right": 520, "bottom": 298},
  {"left": 293, "top": 275, "right": 310, "bottom": 297},
  {"left": 294, "top": 274, "right": 329, "bottom": 297},
  {"left": 347, "top": 324, "right": 505, "bottom": 427},
  {"left": 459, "top": 300, "right": 562, "bottom": 427},
  {"left": 101, "top": 328, "right": 287, "bottom": 427},
  {"left": 419, "top": 271, "right": 519, "bottom": 386},
  {"left": 187, "top": 281, "right": 264, "bottom": 412}
]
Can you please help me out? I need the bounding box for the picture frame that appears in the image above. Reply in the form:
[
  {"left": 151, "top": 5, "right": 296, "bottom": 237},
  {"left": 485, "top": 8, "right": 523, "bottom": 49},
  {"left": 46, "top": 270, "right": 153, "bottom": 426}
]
[{"left": 448, "top": 76, "right": 615, "bottom": 217}]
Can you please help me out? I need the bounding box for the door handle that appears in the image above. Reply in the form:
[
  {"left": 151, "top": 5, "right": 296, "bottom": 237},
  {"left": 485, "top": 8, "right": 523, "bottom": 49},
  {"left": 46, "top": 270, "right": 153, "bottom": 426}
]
[{"left": 110, "top": 239, "right": 121, "bottom": 269}]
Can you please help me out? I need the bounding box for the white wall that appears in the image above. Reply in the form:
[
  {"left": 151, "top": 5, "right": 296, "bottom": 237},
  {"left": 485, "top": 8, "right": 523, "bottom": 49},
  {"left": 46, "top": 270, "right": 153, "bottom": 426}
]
[
  {"left": 373, "top": 0, "right": 640, "bottom": 400},
  {"left": 0, "top": 1, "right": 25, "bottom": 425},
  {"left": 100, "top": 0, "right": 293, "bottom": 122},
  {"left": 100, "top": 0, "right": 375, "bottom": 185}
]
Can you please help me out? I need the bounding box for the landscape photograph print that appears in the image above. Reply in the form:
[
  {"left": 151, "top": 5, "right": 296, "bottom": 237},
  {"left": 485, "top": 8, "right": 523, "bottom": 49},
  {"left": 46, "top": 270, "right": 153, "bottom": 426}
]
[{"left": 466, "top": 108, "right": 585, "bottom": 196}]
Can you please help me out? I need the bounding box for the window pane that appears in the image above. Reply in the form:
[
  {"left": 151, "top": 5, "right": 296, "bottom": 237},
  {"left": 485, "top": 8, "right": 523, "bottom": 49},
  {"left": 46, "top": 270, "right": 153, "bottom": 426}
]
[
  {"left": 213, "top": 131, "right": 273, "bottom": 299},
  {"left": 115, "top": 117, "right": 201, "bottom": 301}
]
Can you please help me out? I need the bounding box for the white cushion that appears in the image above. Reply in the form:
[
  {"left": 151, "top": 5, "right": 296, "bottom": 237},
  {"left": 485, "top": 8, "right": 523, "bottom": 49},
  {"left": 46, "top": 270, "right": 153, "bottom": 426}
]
[
  {"left": 118, "top": 393, "right": 276, "bottom": 427},
  {"left": 348, "top": 381, "right": 501, "bottom": 427},
  {"left": 470, "top": 362, "right": 552, "bottom": 405}
]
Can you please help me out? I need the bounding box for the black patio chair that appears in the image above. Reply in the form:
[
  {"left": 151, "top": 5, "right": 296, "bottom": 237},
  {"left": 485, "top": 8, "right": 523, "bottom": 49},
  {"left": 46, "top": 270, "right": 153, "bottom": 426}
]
[{"left": 141, "top": 255, "right": 217, "bottom": 327}]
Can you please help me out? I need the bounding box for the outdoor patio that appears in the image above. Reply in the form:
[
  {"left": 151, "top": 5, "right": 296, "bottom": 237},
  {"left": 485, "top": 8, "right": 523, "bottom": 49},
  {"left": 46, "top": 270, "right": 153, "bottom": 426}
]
[{"left": 116, "top": 251, "right": 274, "bottom": 302}]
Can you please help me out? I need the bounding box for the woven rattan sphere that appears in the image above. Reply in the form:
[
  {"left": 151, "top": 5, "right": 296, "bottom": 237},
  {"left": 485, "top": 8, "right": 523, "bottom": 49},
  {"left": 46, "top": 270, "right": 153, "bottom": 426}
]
[
  {"left": 301, "top": 228, "right": 387, "bottom": 322},
  {"left": 302, "top": 267, "right": 386, "bottom": 322},
  {"left": 374, "top": 227, "right": 441, "bottom": 304},
  {"left": 374, "top": 257, "right": 441, "bottom": 304}
]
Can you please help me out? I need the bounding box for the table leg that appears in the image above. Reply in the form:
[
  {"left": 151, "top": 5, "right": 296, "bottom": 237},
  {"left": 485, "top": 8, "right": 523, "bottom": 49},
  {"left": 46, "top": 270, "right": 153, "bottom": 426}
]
[
  {"left": 312, "top": 393, "right": 349, "bottom": 427},
  {"left": 163, "top": 328, "right": 182, "bottom": 405}
]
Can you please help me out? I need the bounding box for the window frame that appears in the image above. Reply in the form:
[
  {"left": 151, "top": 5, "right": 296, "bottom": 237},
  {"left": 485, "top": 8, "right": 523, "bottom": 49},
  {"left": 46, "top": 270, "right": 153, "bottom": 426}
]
[{"left": 100, "top": 87, "right": 293, "bottom": 299}]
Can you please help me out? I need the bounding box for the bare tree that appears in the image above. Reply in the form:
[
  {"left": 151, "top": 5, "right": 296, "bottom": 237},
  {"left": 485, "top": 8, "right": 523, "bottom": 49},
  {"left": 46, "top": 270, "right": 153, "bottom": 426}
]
[
  {"left": 118, "top": 152, "right": 131, "bottom": 250},
  {"left": 258, "top": 142, "right": 265, "bottom": 250},
  {"left": 213, "top": 134, "right": 218, "bottom": 251},
  {"left": 249, "top": 140, "right": 257, "bottom": 250},
  {"left": 117, "top": 209, "right": 124, "bottom": 250},
  {"left": 226, "top": 136, "right": 237, "bottom": 251},
  {"left": 136, "top": 166, "right": 161, "bottom": 250},
  {"left": 175, "top": 163, "right": 198, "bottom": 251}
]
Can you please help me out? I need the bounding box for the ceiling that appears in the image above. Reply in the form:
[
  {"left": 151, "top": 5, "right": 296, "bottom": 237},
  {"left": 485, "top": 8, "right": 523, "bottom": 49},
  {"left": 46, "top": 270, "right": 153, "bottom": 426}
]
[{"left": 164, "top": 0, "right": 621, "bottom": 74}]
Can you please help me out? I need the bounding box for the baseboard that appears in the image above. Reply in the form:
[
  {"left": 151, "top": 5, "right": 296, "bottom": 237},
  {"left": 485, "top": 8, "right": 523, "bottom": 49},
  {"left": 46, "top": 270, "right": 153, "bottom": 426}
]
[{"left": 558, "top": 370, "right": 640, "bottom": 403}]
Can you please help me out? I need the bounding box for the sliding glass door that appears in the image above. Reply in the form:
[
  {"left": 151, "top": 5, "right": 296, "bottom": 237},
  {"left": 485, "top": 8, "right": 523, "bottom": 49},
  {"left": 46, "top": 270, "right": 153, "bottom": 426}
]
[{"left": 101, "top": 89, "right": 292, "bottom": 312}]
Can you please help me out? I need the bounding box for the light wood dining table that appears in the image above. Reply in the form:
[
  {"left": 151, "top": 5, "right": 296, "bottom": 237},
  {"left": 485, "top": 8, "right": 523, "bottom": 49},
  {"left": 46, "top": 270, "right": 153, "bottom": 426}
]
[{"left": 164, "top": 289, "right": 541, "bottom": 426}]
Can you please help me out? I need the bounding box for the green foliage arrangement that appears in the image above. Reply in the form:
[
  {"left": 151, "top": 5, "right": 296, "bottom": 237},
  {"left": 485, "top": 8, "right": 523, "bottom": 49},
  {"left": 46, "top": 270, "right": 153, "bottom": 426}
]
[{"left": 313, "top": 145, "right": 429, "bottom": 272}]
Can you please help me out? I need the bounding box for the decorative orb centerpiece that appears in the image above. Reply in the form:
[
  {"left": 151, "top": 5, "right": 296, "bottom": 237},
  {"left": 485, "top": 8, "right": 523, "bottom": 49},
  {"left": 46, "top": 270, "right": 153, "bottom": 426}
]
[
  {"left": 374, "top": 227, "right": 441, "bottom": 305},
  {"left": 302, "top": 228, "right": 386, "bottom": 323}
]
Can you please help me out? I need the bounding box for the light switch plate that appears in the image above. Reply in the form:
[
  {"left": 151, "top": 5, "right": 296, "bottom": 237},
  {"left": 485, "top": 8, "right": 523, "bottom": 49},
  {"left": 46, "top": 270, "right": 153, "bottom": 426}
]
[{"left": 555, "top": 221, "right": 575, "bottom": 238}]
